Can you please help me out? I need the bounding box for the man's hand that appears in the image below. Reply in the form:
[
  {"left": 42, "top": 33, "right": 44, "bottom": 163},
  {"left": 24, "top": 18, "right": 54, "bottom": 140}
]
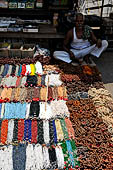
[
  {"left": 96, "top": 39, "right": 102, "bottom": 48},
  {"left": 69, "top": 51, "right": 75, "bottom": 61}
]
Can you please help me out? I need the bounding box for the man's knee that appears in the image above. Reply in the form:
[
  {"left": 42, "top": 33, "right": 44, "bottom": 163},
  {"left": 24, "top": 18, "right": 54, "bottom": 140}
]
[
  {"left": 102, "top": 40, "right": 108, "bottom": 48},
  {"left": 53, "top": 51, "right": 58, "bottom": 59}
]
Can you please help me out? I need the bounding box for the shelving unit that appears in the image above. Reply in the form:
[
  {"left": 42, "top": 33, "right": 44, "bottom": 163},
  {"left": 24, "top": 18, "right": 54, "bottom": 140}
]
[{"left": 0, "top": 0, "right": 75, "bottom": 50}]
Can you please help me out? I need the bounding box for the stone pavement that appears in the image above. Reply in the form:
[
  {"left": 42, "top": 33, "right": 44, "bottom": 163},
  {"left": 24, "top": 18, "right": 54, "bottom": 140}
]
[{"left": 92, "top": 51, "right": 113, "bottom": 98}]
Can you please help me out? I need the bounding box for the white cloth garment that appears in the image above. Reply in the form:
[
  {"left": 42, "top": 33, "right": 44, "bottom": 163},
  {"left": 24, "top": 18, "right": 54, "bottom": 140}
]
[
  {"left": 70, "top": 27, "right": 91, "bottom": 50},
  {"left": 53, "top": 27, "right": 108, "bottom": 63}
]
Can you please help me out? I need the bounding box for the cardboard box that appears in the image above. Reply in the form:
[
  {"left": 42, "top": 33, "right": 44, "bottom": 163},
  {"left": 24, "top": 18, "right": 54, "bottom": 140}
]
[
  {"left": 9, "top": 43, "right": 22, "bottom": 58},
  {"left": 0, "top": 0, "right": 8, "bottom": 8},
  {"left": 18, "top": 2, "right": 26, "bottom": 8},
  {"left": 0, "top": 24, "right": 8, "bottom": 32},
  {"left": 26, "top": 1, "right": 35, "bottom": 8},
  {"left": 23, "top": 25, "right": 39, "bottom": 32},
  {"left": 9, "top": 2, "right": 18, "bottom": 8},
  {"left": 0, "top": 43, "right": 10, "bottom": 57},
  {"left": 21, "top": 44, "right": 35, "bottom": 58}
]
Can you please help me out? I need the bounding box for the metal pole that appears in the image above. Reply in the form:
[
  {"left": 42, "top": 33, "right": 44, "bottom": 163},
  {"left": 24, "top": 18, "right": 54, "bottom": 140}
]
[
  {"left": 100, "top": 0, "right": 105, "bottom": 39},
  {"left": 100, "top": 0, "right": 105, "bottom": 18}
]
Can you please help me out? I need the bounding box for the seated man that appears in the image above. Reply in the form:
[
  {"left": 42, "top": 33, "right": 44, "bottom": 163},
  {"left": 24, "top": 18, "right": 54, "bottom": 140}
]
[{"left": 53, "top": 13, "right": 108, "bottom": 64}]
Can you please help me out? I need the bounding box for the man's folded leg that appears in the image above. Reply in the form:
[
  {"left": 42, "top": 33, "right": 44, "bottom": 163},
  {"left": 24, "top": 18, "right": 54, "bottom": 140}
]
[
  {"left": 90, "top": 40, "right": 108, "bottom": 58},
  {"left": 53, "top": 51, "right": 72, "bottom": 63}
]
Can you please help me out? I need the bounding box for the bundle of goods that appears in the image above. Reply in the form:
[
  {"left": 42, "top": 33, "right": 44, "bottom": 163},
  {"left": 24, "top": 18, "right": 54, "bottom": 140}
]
[
  {"left": 34, "top": 46, "right": 51, "bottom": 65},
  {"left": 0, "top": 43, "right": 51, "bottom": 65}
]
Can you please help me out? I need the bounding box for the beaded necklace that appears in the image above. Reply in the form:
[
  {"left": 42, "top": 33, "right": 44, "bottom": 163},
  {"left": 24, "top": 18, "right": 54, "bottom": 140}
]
[
  {"left": 40, "top": 87, "right": 47, "bottom": 101},
  {"left": 37, "top": 120, "right": 44, "bottom": 144},
  {"left": 31, "top": 120, "right": 37, "bottom": 144},
  {"left": 33, "top": 87, "right": 40, "bottom": 101},
  {"left": 55, "top": 119, "right": 64, "bottom": 141},
  {"left": 35, "top": 61, "right": 43, "bottom": 75},
  {"left": 49, "top": 120, "right": 54, "bottom": 144},
  {"left": 0, "top": 103, "right": 2, "bottom": 118},
  {"left": 34, "top": 144, "right": 43, "bottom": 169},
  {"left": 27, "top": 87, "right": 33, "bottom": 101},
  {"left": 53, "top": 86, "right": 58, "bottom": 99},
  {"left": 30, "top": 64, "right": 35, "bottom": 76},
  {"left": 63, "top": 86, "right": 68, "bottom": 100},
  {"left": 7, "top": 65, "right": 12, "bottom": 76},
  {"left": 26, "top": 144, "right": 35, "bottom": 170},
  {"left": 61, "top": 141, "right": 70, "bottom": 167},
  {"left": 58, "top": 86, "right": 63, "bottom": 99},
  {"left": 24, "top": 119, "right": 32, "bottom": 143},
  {"left": 6, "top": 88, "right": 12, "bottom": 101},
  {"left": 21, "top": 64, "right": 26, "bottom": 76},
  {"left": 29, "top": 101, "right": 40, "bottom": 118},
  {"left": 70, "top": 139, "right": 80, "bottom": 167},
  {"left": 18, "top": 119, "right": 24, "bottom": 142},
  {"left": 55, "top": 145, "right": 64, "bottom": 169},
  {"left": 1, "top": 103, "right": 5, "bottom": 119},
  {"left": 10, "top": 76, "right": 17, "bottom": 87},
  {"left": 7, "top": 119, "right": 14, "bottom": 144},
  {"left": 65, "top": 118, "right": 75, "bottom": 139},
  {"left": 15, "top": 88, "right": 21, "bottom": 101},
  {"left": 1, "top": 119, "right": 8, "bottom": 144},
  {"left": 41, "top": 74, "right": 46, "bottom": 86},
  {"left": 18, "top": 65, "right": 22, "bottom": 77},
  {"left": 0, "top": 76, "right": 2, "bottom": 86},
  {"left": 48, "top": 146, "right": 58, "bottom": 169},
  {"left": 43, "top": 146, "right": 50, "bottom": 169},
  {"left": 19, "top": 88, "right": 27, "bottom": 102},
  {"left": 26, "top": 103, "right": 30, "bottom": 119},
  {"left": 48, "top": 87, "right": 53, "bottom": 100},
  {"left": 60, "top": 119, "right": 69, "bottom": 140},
  {"left": 66, "top": 140, "right": 75, "bottom": 168},
  {"left": 20, "top": 76, "right": 27, "bottom": 87},
  {"left": 13, "top": 144, "right": 26, "bottom": 170},
  {"left": 0, "top": 65, "right": 4, "bottom": 75},
  {"left": 15, "top": 65, "right": 19, "bottom": 76},
  {"left": 43, "top": 120, "right": 50, "bottom": 144},
  {"left": 26, "top": 64, "right": 31, "bottom": 75},
  {"left": 52, "top": 120, "right": 57, "bottom": 144},
  {"left": 1, "top": 88, "right": 7, "bottom": 100},
  {"left": 16, "top": 77, "right": 21, "bottom": 87},
  {"left": 0, "top": 88, "right": 3, "bottom": 98},
  {"left": 11, "top": 64, "right": 16, "bottom": 76},
  {"left": 13, "top": 119, "right": 18, "bottom": 143},
  {"left": 0, "top": 119, "right": 2, "bottom": 143},
  {"left": 37, "top": 75, "right": 42, "bottom": 86},
  {"left": 2, "top": 64, "right": 9, "bottom": 77}
]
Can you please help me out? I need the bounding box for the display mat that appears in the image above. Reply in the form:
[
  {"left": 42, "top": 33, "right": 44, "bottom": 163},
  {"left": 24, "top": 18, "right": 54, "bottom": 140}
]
[{"left": 0, "top": 60, "right": 113, "bottom": 170}]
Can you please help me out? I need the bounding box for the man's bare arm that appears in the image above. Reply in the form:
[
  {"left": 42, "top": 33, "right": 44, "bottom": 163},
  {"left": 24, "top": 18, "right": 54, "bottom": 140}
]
[{"left": 91, "top": 31, "right": 102, "bottom": 48}]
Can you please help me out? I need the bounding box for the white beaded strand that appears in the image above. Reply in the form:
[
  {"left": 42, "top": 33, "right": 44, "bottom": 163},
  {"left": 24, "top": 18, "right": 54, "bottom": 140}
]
[
  {"left": 25, "top": 144, "right": 36, "bottom": 170},
  {"left": 7, "top": 120, "right": 14, "bottom": 144},
  {"left": 26, "top": 103, "right": 31, "bottom": 119},
  {"left": 34, "top": 144, "right": 44, "bottom": 170},
  {"left": 43, "top": 120, "right": 50, "bottom": 144},
  {"left": 43, "top": 146, "right": 50, "bottom": 169}
]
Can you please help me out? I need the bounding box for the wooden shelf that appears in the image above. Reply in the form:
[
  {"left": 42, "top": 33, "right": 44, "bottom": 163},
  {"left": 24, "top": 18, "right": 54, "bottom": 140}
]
[
  {"left": 0, "top": 24, "right": 64, "bottom": 39},
  {"left": 48, "top": 6, "right": 69, "bottom": 10},
  {"left": 0, "top": 32, "right": 64, "bottom": 39},
  {"left": 0, "top": 8, "right": 53, "bottom": 19}
]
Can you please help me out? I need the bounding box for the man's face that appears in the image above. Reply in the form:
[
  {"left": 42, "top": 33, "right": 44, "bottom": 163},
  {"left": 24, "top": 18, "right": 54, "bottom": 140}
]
[{"left": 75, "top": 15, "right": 84, "bottom": 29}]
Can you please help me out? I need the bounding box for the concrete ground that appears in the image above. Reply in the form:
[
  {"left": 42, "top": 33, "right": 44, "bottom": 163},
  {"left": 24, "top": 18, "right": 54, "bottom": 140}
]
[{"left": 92, "top": 51, "right": 113, "bottom": 98}]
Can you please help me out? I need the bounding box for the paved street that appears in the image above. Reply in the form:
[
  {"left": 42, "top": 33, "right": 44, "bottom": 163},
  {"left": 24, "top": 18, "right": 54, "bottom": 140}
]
[{"left": 92, "top": 51, "right": 113, "bottom": 97}]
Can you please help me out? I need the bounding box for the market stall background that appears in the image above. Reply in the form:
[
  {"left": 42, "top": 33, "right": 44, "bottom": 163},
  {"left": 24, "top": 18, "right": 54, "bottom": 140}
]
[{"left": 0, "top": 0, "right": 113, "bottom": 170}]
